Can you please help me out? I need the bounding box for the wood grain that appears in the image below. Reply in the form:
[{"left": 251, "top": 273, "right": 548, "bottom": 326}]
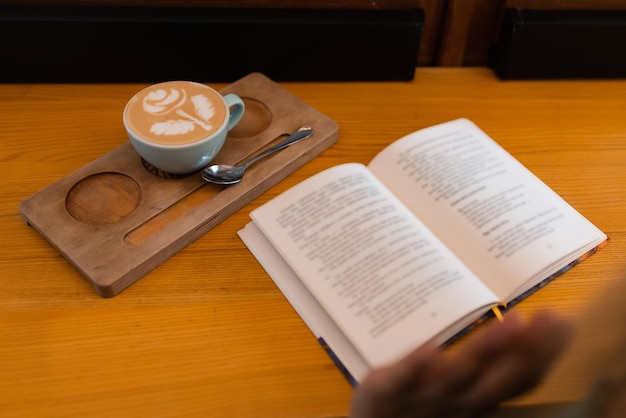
[
  {"left": 2, "top": 68, "right": 626, "bottom": 416},
  {"left": 19, "top": 73, "right": 338, "bottom": 297}
]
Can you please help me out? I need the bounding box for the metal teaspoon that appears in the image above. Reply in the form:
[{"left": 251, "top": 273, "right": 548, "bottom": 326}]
[{"left": 201, "top": 125, "right": 314, "bottom": 185}]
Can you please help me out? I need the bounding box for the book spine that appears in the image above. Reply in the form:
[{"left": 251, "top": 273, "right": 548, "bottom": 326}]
[{"left": 318, "top": 337, "right": 358, "bottom": 387}]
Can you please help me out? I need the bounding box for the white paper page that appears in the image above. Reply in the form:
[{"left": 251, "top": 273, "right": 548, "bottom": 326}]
[
  {"left": 249, "top": 163, "right": 499, "bottom": 368},
  {"left": 238, "top": 222, "right": 370, "bottom": 384},
  {"left": 368, "top": 119, "right": 606, "bottom": 301}
]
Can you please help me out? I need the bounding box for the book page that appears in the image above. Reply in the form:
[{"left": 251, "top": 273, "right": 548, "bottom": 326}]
[
  {"left": 250, "top": 163, "right": 499, "bottom": 367},
  {"left": 238, "top": 222, "right": 370, "bottom": 384},
  {"left": 368, "top": 119, "right": 606, "bottom": 301}
]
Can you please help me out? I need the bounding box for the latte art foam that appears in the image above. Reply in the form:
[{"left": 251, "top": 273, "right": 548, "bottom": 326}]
[
  {"left": 124, "top": 81, "right": 228, "bottom": 146},
  {"left": 143, "top": 88, "right": 186, "bottom": 115}
]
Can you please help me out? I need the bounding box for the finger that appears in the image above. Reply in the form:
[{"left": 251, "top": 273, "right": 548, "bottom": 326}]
[
  {"left": 390, "top": 343, "right": 441, "bottom": 388},
  {"left": 458, "top": 311, "right": 572, "bottom": 407},
  {"left": 507, "top": 311, "right": 572, "bottom": 394},
  {"left": 421, "top": 311, "right": 526, "bottom": 393},
  {"left": 459, "top": 310, "right": 526, "bottom": 358},
  {"left": 353, "top": 344, "right": 439, "bottom": 399},
  {"left": 367, "top": 314, "right": 530, "bottom": 417},
  {"left": 411, "top": 310, "right": 567, "bottom": 418},
  {"left": 350, "top": 346, "right": 440, "bottom": 418}
]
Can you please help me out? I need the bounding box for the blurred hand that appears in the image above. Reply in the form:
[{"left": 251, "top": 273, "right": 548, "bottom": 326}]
[{"left": 349, "top": 311, "right": 572, "bottom": 418}]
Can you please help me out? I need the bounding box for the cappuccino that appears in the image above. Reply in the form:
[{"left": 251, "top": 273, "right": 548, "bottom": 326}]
[
  {"left": 124, "top": 81, "right": 228, "bottom": 146},
  {"left": 124, "top": 81, "right": 245, "bottom": 174}
]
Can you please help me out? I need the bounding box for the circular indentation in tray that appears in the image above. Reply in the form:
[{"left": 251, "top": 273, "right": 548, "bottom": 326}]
[
  {"left": 228, "top": 97, "right": 272, "bottom": 138},
  {"left": 66, "top": 173, "right": 142, "bottom": 224}
]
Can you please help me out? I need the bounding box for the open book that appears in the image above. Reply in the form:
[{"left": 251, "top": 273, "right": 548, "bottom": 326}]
[{"left": 238, "top": 118, "right": 607, "bottom": 384}]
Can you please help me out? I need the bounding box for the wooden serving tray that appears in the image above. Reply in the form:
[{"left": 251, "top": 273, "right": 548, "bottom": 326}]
[{"left": 20, "top": 73, "right": 339, "bottom": 297}]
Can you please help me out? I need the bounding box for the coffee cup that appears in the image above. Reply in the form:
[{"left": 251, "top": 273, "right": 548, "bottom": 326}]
[{"left": 123, "top": 81, "right": 244, "bottom": 174}]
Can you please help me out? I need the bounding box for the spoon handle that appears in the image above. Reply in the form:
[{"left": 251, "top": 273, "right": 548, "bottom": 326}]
[{"left": 242, "top": 126, "right": 314, "bottom": 169}]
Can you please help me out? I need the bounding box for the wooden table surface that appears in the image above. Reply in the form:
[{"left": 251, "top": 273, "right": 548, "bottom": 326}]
[{"left": 2, "top": 68, "right": 626, "bottom": 417}]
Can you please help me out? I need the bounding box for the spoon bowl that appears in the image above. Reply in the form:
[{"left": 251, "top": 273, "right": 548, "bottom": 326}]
[
  {"left": 201, "top": 125, "right": 314, "bottom": 185},
  {"left": 202, "top": 164, "right": 246, "bottom": 185}
]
